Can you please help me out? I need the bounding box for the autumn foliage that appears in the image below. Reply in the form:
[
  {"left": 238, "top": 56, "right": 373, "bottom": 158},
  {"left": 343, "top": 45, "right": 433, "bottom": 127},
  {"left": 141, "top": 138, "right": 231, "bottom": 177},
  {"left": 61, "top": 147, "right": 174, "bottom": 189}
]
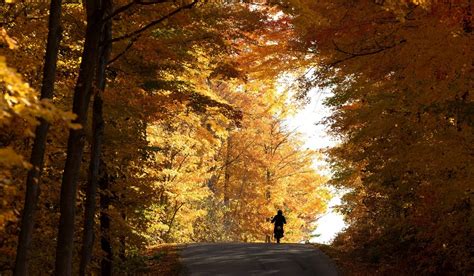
[
  {"left": 285, "top": 0, "right": 473, "bottom": 273},
  {"left": 1, "top": 0, "right": 472, "bottom": 275},
  {"left": 1, "top": 1, "right": 327, "bottom": 274}
]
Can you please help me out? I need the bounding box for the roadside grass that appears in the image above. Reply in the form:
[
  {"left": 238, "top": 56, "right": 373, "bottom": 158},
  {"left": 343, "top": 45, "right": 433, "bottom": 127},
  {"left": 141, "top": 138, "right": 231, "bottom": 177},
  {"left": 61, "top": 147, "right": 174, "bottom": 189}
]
[
  {"left": 118, "top": 244, "right": 182, "bottom": 275},
  {"left": 315, "top": 244, "right": 413, "bottom": 275},
  {"left": 315, "top": 244, "right": 379, "bottom": 275}
]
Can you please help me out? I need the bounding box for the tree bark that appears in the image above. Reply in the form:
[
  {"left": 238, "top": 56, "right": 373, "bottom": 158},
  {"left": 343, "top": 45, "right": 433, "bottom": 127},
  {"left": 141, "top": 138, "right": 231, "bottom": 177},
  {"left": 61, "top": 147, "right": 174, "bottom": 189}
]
[
  {"left": 223, "top": 136, "right": 231, "bottom": 208},
  {"left": 223, "top": 135, "right": 231, "bottom": 234},
  {"left": 79, "top": 8, "right": 112, "bottom": 274},
  {"left": 164, "top": 202, "right": 184, "bottom": 242},
  {"left": 54, "top": 1, "right": 106, "bottom": 274},
  {"left": 119, "top": 211, "right": 126, "bottom": 262},
  {"left": 99, "top": 161, "right": 113, "bottom": 276},
  {"left": 14, "top": 0, "right": 63, "bottom": 275}
]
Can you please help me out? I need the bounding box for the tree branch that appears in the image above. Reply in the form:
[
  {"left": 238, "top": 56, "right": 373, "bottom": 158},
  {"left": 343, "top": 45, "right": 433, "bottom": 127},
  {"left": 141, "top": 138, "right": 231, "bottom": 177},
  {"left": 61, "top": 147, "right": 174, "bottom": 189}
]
[
  {"left": 107, "top": 35, "right": 139, "bottom": 65},
  {"left": 108, "top": 0, "right": 199, "bottom": 44},
  {"left": 273, "top": 170, "right": 313, "bottom": 180},
  {"left": 102, "top": 0, "right": 171, "bottom": 23},
  {"left": 328, "top": 38, "right": 406, "bottom": 67}
]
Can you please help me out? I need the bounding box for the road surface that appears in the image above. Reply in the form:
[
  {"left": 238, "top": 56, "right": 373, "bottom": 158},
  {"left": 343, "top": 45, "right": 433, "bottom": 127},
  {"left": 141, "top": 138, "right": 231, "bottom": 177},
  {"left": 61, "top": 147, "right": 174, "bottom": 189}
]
[{"left": 180, "top": 243, "right": 339, "bottom": 276}]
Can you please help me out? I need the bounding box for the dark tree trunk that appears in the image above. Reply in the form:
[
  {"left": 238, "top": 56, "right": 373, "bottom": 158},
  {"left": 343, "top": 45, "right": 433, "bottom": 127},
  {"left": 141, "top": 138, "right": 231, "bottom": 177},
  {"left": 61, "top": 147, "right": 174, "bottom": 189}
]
[
  {"left": 223, "top": 136, "right": 231, "bottom": 234},
  {"left": 99, "top": 161, "right": 112, "bottom": 276},
  {"left": 164, "top": 202, "right": 184, "bottom": 242},
  {"left": 223, "top": 136, "right": 231, "bottom": 208},
  {"left": 54, "top": 1, "right": 106, "bottom": 274},
  {"left": 119, "top": 211, "right": 126, "bottom": 262},
  {"left": 14, "top": 0, "right": 63, "bottom": 275},
  {"left": 79, "top": 9, "right": 112, "bottom": 275},
  {"left": 265, "top": 169, "right": 272, "bottom": 200}
]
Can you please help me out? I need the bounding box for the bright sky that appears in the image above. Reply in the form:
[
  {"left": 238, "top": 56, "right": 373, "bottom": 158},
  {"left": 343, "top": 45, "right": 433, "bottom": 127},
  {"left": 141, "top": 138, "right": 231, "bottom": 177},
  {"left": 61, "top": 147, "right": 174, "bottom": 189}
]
[{"left": 283, "top": 87, "right": 346, "bottom": 244}]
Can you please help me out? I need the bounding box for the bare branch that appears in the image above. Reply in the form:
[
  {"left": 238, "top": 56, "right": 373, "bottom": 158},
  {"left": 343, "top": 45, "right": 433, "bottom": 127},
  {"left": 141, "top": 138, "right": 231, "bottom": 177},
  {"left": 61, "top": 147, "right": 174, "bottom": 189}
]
[
  {"left": 107, "top": 35, "right": 138, "bottom": 65},
  {"left": 103, "top": 1, "right": 136, "bottom": 22},
  {"left": 329, "top": 39, "right": 406, "bottom": 67},
  {"left": 102, "top": 0, "right": 171, "bottom": 23},
  {"left": 108, "top": 0, "right": 199, "bottom": 44}
]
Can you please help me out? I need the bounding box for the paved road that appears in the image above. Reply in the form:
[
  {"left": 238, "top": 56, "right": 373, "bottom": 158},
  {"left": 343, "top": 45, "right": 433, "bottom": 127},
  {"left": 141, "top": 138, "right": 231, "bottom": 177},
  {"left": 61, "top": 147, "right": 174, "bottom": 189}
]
[{"left": 180, "top": 243, "right": 339, "bottom": 276}]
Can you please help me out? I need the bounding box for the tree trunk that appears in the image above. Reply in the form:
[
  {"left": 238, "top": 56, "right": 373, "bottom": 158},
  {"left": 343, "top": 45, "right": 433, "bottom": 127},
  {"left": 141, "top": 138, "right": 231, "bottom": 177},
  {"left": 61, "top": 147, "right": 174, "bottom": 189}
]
[
  {"left": 79, "top": 10, "right": 112, "bottom": 275},
  {"left": 119, "top": 211, "right": 126, "bottom": 262},
  {"left": 223, "top": 136, "right": 231, "bottom": 208},
  {"left": 164, "top": 202, "right": 184, "bottom": 242},
  {"left": 54, "top": 1, "right": 105, "bottom": 274},
  {"left": 14, "top": 1, "right": 63, "bottom": 275},
  {"left": 99, "top": 161, "right": 113, "bottom": 276},
  {"left": 223, "top": 136, "right": 231, "bottom": 234},
  {"left": 265, "top": 169, "right": 272, "bottom": 200}
]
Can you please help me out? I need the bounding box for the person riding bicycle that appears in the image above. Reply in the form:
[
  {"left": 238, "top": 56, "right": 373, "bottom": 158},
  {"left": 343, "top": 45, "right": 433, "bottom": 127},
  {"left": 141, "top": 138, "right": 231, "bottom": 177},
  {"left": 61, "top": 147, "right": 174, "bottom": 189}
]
[{"left": 271, "top": 210, "right": 286, "bottom": 242}]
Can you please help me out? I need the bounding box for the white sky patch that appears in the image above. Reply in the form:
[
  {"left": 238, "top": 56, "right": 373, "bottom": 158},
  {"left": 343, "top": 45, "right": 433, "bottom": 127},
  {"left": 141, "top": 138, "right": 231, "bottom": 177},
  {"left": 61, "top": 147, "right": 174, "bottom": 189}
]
[
  {"left": 311, "top": 189, "right": 346, "bottom": 244},
  {"left": 282, "top": 86, "right": 346, "bottom": 244}
]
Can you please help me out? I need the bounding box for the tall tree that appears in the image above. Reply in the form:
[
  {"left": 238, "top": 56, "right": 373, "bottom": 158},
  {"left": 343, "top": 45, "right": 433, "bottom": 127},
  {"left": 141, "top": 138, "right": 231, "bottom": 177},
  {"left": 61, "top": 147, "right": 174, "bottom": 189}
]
[
  {"left": 13, "top": 1, "right": 63, "bottom": 274},
  {"left": 78, "top": 7, "right": 112, "bottom": 274},
  {"left": 54, "top": 0, "right": 108, "bottom": 274}
]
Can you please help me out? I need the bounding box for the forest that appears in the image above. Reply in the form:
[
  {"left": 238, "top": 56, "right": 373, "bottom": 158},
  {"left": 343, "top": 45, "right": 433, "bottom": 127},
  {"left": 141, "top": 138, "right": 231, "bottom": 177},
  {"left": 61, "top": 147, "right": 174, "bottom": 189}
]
[{"left": 0, "top": 0, "right": 472, "bottom": 275}]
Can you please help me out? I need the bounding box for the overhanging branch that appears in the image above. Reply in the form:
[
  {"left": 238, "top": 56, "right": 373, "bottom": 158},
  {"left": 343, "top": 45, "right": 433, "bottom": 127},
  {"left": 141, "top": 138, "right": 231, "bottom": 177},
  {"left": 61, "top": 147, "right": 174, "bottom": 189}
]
[
  {"left": 108, "top": 0, "right": 199, "bottom": 44},
  {"left": 328, "top": 38, "right": 406, "bottom": 67},
  {"left": 102, "top": 0, "right": 171, "bottom": 23}
]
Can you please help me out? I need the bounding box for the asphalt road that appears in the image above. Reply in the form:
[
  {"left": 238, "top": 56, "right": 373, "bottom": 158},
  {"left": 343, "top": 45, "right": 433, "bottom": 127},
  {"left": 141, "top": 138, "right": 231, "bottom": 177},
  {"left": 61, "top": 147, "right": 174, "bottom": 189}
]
[{"left": 180, "top": 243, "right": 339, "bottom": 276}]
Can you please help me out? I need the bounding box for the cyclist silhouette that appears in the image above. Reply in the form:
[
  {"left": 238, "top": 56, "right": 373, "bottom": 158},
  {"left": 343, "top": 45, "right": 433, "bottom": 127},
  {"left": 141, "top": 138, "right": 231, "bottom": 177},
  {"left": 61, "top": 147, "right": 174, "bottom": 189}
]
[{"left": 271, "top": 210, "right": 286, "bottom": 243}]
